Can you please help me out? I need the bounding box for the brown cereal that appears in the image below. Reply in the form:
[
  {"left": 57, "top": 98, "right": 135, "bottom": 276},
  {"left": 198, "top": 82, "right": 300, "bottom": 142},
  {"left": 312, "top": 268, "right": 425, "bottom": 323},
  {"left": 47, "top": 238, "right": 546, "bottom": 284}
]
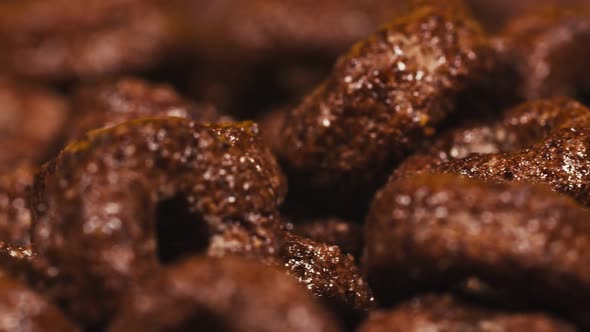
[
  {"left": 394, "top": 98, "right": 590, "bottom": 206},
  {"left": 279, "top": 0, "right": 497, "bottom": 203},
  {"left": 281, "top": 232, "right": 374, "bottom": 325},
  {"left": 365, "top": 173, "right": 590, "bottom": 326},
  {"left": 31, "top": 118, "right": 286, "bottom": 326}
]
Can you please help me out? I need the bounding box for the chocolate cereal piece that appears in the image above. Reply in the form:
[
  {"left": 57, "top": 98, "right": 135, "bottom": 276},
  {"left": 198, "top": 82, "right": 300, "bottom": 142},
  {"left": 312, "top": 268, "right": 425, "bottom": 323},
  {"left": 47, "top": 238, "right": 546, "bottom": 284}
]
[
  {"left": 31, "top": 118, "right": 286, "bottom": 326},
  {"left": 279, "top": 0, "right": 497, "bottom": 203},
  {"left": 395, "top": 98, "right": 590, "bottom": 206},
  {"left": 365, "top": 173, "right": 590, "bottom": 326},
  {"left": 281, "top": 232, "right": 374, "bottom": 325}
]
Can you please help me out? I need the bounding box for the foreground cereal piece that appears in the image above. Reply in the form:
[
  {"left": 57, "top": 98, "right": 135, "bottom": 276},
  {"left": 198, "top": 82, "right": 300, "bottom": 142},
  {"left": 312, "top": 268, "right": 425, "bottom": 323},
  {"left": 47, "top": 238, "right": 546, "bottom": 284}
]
[
  {"left": 280, "top": 0, "right": 497, "bottom": 202},
  {"left": 498, "top": 6, "right": 590, "bottom": 102},
  {"left": 365, "top": 173, "right": 590, "bottom": 327},
  {"left": 0, "top": 78, "right": 69, "bottom": 167},
  {"left": 68, "top": 77, "right": 224, "bottom": 140},
  {"left": 0, "top": 272, "right": 79, "bottom": 332},
  {"left": 287, "top": 218, "right": 363, "bottom": 257},
  {"left": 31, "top": 119, "right": 286, "bottom": 327},
  {"left": 0, "top": 0, "right": 186, "bottom": 81},
  {"left": 109, "top": 256, "right": 342, "bottom": 332},
  {"left": 281, "top": 233, "right": 374, "bottom": 325},
  {"left": 395, "top": 98, "right": 590, "bottom": 205},
  {"left": 358, "top": 294, "right": 575, "bottom": 332},
  {"left": 0, "top": 164, "right": 34, "bottom": 246}
]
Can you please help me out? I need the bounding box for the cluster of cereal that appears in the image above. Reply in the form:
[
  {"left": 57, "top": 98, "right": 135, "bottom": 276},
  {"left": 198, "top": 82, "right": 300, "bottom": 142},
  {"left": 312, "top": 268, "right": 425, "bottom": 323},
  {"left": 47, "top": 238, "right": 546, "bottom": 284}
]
[{"left": 0, "top": 0, "right": 588, "bottom": 331}]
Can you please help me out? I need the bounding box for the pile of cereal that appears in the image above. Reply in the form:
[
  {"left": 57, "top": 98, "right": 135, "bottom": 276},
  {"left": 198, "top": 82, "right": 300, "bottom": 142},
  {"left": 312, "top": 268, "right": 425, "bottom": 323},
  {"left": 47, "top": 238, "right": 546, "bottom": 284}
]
[{"left": 0, "top": 0, "right": 588, "bottom": 331}]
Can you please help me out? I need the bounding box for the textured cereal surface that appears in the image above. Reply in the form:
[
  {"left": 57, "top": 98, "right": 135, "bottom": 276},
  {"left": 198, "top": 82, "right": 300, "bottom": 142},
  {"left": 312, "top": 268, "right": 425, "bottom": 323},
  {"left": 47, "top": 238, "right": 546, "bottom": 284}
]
[
  {"left": 281, "top": 232, "right": 374, "bottom": 324},
  {"left": 395, "top": 98, "right": 590, "bottom": 205},
  {"left": 31, "top": 118, "right": 286, "bottom": 326},
  {"left": 280, "top": 1, "right": 496, "bottom": 198},
  {"left": 365, "top": 173, "right": 590, "bottom": 326}
]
